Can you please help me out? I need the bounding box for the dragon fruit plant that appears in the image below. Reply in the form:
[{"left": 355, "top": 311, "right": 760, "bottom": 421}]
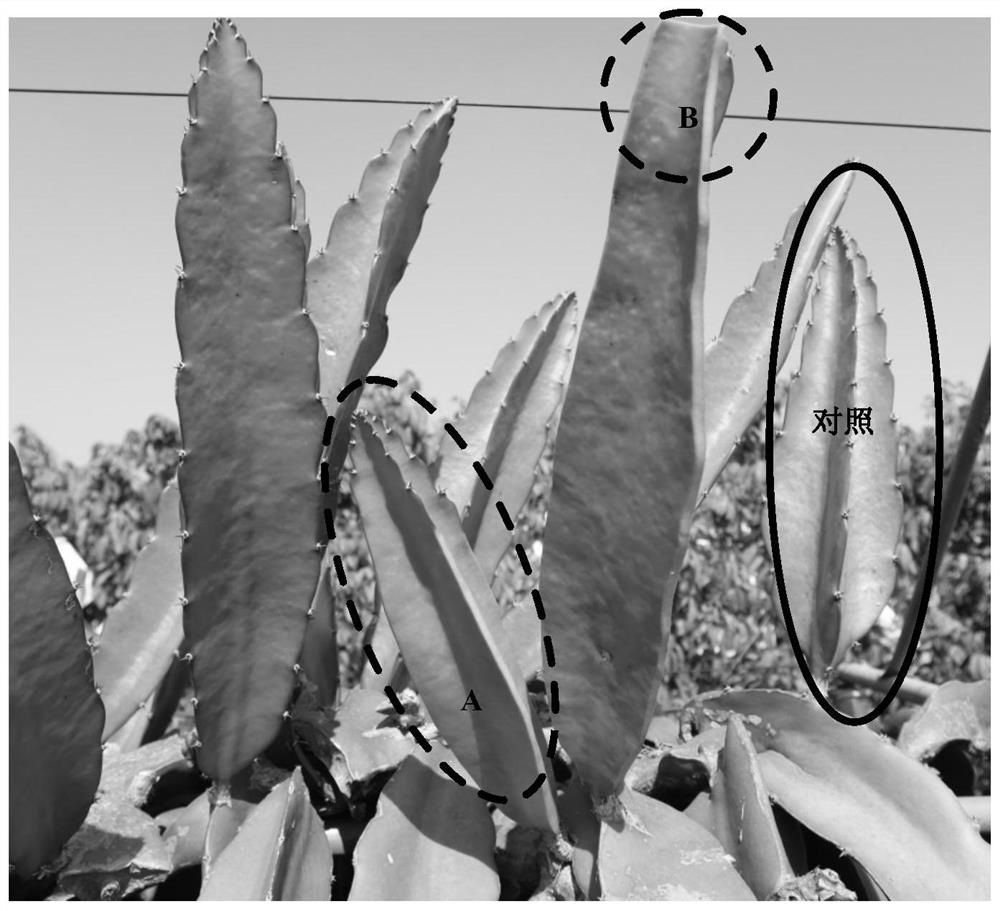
[{"left": 9, "top": 17, "right": 989, "bottom": 901}]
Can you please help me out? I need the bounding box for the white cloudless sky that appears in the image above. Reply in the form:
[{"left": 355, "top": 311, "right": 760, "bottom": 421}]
[{"left": 9, "top": 13, "right": 989, "bottom": 463}]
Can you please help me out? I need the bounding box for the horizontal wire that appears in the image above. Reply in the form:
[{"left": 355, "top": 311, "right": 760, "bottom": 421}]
[{"left": 8, "top": 87, "right": 989, "bottom": 134}]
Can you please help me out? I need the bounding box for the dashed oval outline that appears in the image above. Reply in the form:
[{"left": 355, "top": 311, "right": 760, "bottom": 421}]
[{"left": 319, "top": 377, "right": 558, "bottom": 802}]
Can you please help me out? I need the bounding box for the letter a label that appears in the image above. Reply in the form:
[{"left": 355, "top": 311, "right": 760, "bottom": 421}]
[{"left": 461, "top": 690, "right": 482, "bottom": 711}]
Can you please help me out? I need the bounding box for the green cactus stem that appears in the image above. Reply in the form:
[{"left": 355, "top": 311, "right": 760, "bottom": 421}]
[
  {"left": 540, "top": 18, "right": 726, "bottom": 801},
  {"left": 94, "top": 483, "right": 184, "bottom": 741},
  {"left": 9, "top": 443, "right": 105, "bottom": 878},
  {"left": 348, "top": 419, "right": 559, "bottom": 831},
  {"left": 173, "top": 19, "right": 327, "bottom": 781},
  {"left": 885, "top": 347, "right": 990, "bottom": 679}
]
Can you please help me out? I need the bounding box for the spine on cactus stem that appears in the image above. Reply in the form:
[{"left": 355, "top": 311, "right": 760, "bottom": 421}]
[
  {"left": 539, "top": 18, "right": 727, "bottom": 801},
  {"left": 174, "top": 19, "right": 327, "bottom": 782}
]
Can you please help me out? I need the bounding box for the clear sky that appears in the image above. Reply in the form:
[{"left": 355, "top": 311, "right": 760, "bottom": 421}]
[{"left": 9, "top": 15, "right": 989, "bottom": 464}]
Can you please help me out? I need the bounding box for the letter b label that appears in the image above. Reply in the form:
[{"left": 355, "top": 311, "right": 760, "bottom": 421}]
[{"left": 679, "top": 106, "right": 699, "bottom": 128}]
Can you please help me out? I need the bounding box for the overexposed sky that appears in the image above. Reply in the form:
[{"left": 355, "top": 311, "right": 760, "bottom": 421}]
[{"left": 9, "top": 15, "right": 990, "bottom": 463}]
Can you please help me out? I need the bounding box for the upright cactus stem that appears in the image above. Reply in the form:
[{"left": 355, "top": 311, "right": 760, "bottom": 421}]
[
  {"left": 701, "top": 172, "right": 855, "bottom": 504},
  {"left": 432, "top": 293, "right": 579, "bottom": 584},
  {"left": 306, "top": 98, "right": 457, "bottom": 488},
  {"left": 885, "top": 347, "right": 990, "bottom": 679},
  {"left": 174, "top": 19, "right": 327, "bottom": 782},
  {"left": 769, "top": 228, "right": 902, "bottom": 674},
  {"left": 540, "top": 18, "right": 726, "bottom": 800},
  {"left": 9, "top": 445, "right": 105, "bottom": 879}
]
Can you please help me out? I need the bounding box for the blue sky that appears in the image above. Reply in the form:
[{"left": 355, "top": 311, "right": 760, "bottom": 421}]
[{"left": 9, "top": 15, "right": 989, "bottom": 463}]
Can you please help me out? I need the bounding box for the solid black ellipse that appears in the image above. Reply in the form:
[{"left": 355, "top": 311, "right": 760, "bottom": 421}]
[{"left": 765, "top": 161, "right": 943, "bottom": 726}]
